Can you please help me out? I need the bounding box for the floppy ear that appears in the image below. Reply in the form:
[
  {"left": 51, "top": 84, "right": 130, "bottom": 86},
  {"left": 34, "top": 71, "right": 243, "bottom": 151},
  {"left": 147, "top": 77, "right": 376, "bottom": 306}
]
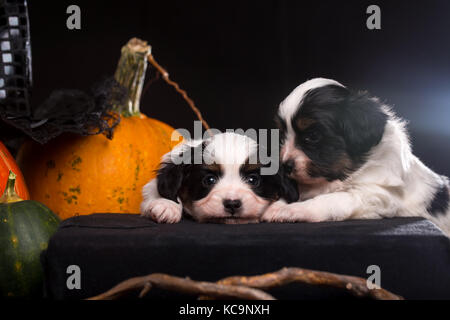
[
  {"left": 156, "top": 162, "right": 185, "bottom": 202},
  {"left": 277, "top": 165, "right": 299, "bottom": 203},
  {"left": 339, "top": 91, "right": 388, "bottom": 158},
  {"left": 280, "top": 177, "right": 299, "bottom": 203},
  {"left": 156, "top": 143, "right": 202, "bottom": 202}
]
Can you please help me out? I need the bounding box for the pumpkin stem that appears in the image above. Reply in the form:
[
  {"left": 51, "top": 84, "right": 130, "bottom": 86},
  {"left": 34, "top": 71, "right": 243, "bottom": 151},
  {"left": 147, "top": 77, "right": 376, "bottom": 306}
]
[
  {"left": 113, "top": 38, "right": 151, "bottom": 117},
  {"left": 0, "top": 170, "right": 23, "bottom": 203}
]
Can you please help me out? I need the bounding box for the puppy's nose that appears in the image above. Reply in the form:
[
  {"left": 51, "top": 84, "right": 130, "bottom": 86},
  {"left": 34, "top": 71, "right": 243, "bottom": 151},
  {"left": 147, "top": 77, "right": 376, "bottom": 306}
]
[
  {"left": 283, "top": 159, "right": 295, "bottom": 175},
  {"left": 223, "top": 199, "right": 242, "bottom": 214}
]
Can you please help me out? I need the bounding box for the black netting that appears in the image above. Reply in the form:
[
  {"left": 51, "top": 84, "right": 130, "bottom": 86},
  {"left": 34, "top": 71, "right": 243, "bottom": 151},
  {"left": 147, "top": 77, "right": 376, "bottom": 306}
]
[
  {"left": 26, "top": 78, "right": 127, "bottom": 143},
  {"left": 0, "top": 0, "right": 127, "bottom": 145}
]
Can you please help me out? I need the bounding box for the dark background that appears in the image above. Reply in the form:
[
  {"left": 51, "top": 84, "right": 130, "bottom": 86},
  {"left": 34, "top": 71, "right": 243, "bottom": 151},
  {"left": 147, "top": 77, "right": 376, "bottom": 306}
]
[{"left": 27, "top": 0, "right": 450, "bottom": 176}]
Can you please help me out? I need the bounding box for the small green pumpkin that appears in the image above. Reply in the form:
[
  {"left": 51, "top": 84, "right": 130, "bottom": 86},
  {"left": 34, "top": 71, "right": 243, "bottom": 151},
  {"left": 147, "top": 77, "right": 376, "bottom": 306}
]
[{"left": 0, "top": 171, "right": 60, "bottom": 297}]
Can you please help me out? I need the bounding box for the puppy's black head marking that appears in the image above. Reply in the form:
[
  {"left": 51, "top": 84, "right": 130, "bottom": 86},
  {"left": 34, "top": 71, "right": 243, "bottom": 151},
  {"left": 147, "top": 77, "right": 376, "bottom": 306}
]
[
  {"left": 290, "top": 84, "right": 388, "bottom": 181},
  {"left": 239, "top": 162, "right": 299, "bottom": 204},
  {"left": 157, "top": 160, "right": 223, "bottom": 205},
  {"left": 157, "top": 144, "right": 210, "bottom": 203},
  {"left": 178, "top": 164, "right": 223, "bottom": 205}
]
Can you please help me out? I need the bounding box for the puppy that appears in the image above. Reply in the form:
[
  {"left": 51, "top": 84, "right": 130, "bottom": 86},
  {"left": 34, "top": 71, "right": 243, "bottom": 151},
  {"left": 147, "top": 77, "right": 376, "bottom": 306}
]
[
  {"left": 263, "top": 77, "right": 450, "bottom": 235},
  {"left": 141, "top": 132, "right": 298, "bottom": 224}
]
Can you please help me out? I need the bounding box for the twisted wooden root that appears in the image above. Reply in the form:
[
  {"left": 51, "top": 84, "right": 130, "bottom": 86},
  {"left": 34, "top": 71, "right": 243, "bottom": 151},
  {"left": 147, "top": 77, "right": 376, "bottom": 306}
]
[
  {"left": 211, "top": 267, "right": 403, "bottom": 300},
  {"left": 87, "top": 273, "right": 274, "bottom": 300},
  {"left": 87, "top": 267, "right": 403, "bottom": 300}
]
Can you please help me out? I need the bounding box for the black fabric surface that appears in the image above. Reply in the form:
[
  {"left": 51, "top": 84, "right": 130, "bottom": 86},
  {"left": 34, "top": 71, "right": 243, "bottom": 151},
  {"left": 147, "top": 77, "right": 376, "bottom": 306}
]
[{"left": 41, "top": 214, "right": 450, "bottom": 300}]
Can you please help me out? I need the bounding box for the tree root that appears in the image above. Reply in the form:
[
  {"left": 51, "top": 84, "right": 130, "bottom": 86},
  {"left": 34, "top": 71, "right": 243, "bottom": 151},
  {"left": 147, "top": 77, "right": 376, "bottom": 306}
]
[{"left": 87, "top": 267, "right": 403, "bottom": 300}]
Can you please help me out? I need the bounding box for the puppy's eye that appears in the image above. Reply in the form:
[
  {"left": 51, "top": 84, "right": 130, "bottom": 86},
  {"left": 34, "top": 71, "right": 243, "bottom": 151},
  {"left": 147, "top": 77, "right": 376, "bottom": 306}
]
[
  {"left": 245, "top": 174, "right": 261, "bottom": 187},
  {"left": 202, "top": 174, "right": 218, "bottom": 187},
  {"left": 302, "top": 131, "right": 321, "bottom": 144}
]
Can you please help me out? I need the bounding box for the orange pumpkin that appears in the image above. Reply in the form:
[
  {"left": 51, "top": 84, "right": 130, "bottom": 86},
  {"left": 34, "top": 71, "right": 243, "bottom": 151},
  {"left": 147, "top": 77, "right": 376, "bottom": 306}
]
[
  {"left": 16, "top": 38, "right": 182, "bottom": 220},
  {"left": 16, "top": 114, "right": 181, "bottom": 220},
  {"left": 0, "top": 141, "right": 29, "bottom": 200}
]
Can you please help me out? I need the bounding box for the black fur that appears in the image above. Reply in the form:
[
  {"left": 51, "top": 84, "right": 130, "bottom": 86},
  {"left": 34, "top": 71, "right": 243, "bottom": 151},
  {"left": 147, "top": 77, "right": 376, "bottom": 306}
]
[
  {"left": 178, "top": 164, "right": 223, "bottom": 203},
  {"left": 156, "top": 162, "right": 188, "bottom": 203},
  {"left": 275, "top": 163, "right": 299, "bottom": 203},
  {"left": 286, "top": 84, "right": 388, "bottom": 181},
  {"left": 239, "top": 163, "right": 299, "bottom": 203},
  {"left": 156, "top": 143, "right": 201, "bottom": 202},
  {"left": 158, "top": 161, "right": 220, "bottom": 204},
  {"left": 428, "top": 180, "right": 449, "bottom": 217}
]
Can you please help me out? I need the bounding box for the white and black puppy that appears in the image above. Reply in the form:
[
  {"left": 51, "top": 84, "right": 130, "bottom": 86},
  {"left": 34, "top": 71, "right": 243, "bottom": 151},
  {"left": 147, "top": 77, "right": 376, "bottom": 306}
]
[
  {"left": 141, "top": 132, "right": 298, "bottom": 224},
  {"left": 263, "top": 77, "right": 450, "bottom": 235}
]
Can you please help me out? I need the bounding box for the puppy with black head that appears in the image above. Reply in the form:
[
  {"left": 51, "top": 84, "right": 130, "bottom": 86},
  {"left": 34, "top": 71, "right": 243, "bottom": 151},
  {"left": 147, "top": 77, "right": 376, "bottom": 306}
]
[
  {"left": 141, "top": 132, "right": 298, "bottom": 224},
  {"left": 264, "top": 78, "right": 450, "bottom": 235}
]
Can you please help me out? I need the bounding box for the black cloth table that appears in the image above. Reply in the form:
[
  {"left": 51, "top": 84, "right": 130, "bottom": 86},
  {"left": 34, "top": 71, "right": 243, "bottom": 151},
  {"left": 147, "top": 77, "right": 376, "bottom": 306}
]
[{"left": 41, "top": 214, "right": 450, "bottom": 299}]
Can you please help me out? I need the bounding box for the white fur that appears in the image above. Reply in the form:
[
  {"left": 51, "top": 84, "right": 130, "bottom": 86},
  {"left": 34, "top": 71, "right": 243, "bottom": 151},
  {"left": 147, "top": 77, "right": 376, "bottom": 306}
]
[
  {"left": 264, "top": 78, "right": 450, "bottom": 236},
  {"left": 141, "top": 133, "right": 271, "bottom": 224},
  {"left": 278, "top": 78, "right": 344, "bottom": 128}
]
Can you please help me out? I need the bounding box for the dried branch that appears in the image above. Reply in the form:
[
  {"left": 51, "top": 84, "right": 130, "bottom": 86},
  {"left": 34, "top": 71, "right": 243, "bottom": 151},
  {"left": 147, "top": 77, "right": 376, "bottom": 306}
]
[
  {"left": 87, "top": 273, "right": 274, "bottom": 300},
  {"left": 146, "top": 53, "right": 210, "bottom": 130},
  {"left": 213, "top": 267, "right": 403, "bottom": 300},
  {"left": 87, "top": 267, "right": 403, "bottom": 300}
]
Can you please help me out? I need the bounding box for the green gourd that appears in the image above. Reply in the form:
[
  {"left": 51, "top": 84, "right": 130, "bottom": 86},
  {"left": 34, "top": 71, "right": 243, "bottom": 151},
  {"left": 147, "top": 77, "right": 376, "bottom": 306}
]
[{"left": 0, "top": 171, "right": 60, "bottom": 297}]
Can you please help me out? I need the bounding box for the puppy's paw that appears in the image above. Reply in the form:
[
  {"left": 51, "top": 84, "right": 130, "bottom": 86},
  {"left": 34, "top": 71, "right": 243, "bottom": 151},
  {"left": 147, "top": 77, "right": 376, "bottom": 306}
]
[
  {"left": 261, "top": 200, "right": 289, "bottom": 222},
  {"left": 140, "top": 198, "right": 182, "bottom": 223},
  {"left": 262, "top": 202, "right": 320, "bottom": 223}
]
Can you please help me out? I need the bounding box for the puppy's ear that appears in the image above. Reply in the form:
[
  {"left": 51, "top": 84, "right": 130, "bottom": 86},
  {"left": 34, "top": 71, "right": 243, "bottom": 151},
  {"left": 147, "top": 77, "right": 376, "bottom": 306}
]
[
  {"left": 276, "top": 165, "right": 299, "bottom": 203},
  {"left": 280, "top": 177, "right": 299, "bottom": 203},
  {"left": 340, "top": 91, "right": 388, "bottom": 158},
  {"left": 156, "top": 143, "right": 203, "bottom": 202},
  {"left": 156, "top": 162, "right": 185, "bottom": 202}
]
